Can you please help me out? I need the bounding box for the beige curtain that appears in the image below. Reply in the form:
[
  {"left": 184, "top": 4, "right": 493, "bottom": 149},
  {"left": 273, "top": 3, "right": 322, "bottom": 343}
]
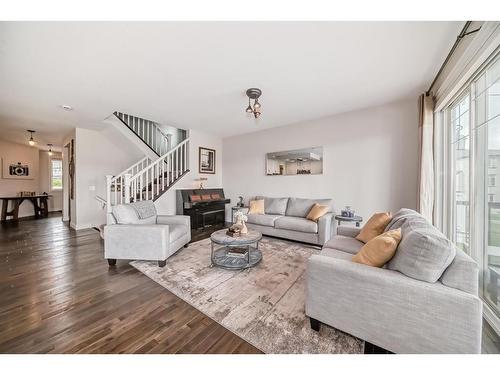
[{"left": 417, "top": 94, "right": 435, "bottom": 221}]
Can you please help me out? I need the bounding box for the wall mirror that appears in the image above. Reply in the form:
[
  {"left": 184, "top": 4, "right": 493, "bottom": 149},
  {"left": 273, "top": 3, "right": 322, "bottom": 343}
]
[{"left": 265, "top": 147, "right": 323, "bottom": 176}]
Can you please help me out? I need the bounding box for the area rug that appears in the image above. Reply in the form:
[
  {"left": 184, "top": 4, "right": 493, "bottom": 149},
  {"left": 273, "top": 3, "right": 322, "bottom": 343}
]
[{"left": 130, "top": 236, "right": 364, "bottom": 354}]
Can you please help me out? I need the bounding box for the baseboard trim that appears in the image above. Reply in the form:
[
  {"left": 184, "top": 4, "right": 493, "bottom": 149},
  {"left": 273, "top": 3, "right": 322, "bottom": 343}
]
[
  {"left": 483, "top": 302, "right": 500, "bottom": 336},
  {"left": 69, "top": 222, "right": 92, "bottom": 231}
]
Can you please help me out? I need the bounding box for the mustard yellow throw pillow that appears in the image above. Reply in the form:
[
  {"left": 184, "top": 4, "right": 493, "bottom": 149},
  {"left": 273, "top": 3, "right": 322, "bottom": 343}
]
[
  {"left": 355, "top": 212, "right": 392, "bottom": 243},
  {"left": 306, "top": 203, "right": 329, "bottom": 222},
  {"left": 352, "top": 228, "right": 402, "bottom": 267},
  {"left": 248, "top": 199, "right": 265, "bottom": 215}
]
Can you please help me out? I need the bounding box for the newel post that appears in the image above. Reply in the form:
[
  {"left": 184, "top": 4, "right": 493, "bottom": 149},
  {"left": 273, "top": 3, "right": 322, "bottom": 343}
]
[
  {"left": 105, "top": 175, "right": 113, "bottom": 214},
  {"left": 124, "top": 173, "right": 132, "bottom": 203}
]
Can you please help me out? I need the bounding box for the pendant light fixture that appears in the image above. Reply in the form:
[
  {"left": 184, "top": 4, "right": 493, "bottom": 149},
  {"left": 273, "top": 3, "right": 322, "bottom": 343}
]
[
  {"left": 47, "top": 144, "right": 53, "bottom": 156},
  {"left": 27, "top": 130, "right": 36, "bottom": 146},
  {"left": 245, "top": 88, "right": 262, "bottom": 119}
]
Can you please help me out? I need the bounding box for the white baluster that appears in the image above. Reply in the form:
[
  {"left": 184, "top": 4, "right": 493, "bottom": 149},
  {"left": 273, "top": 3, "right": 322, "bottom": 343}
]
[
  {"left": 153, "top": 163, "right": 160, "bottom": 195},
  {"left": 167, "top": 154, "right": 170, "bottom": 187},
  {"left": 176, "top": 148, "right": 179, "bottom": 179},
  {"left": 161, "top": 159, "right": 165, "bottom": 190},
  {"left": 124, "top": 174, "right": 131, "bottom": 203},
  {"left": 156, "top": 126, "right": 159, "bottom": 154},
  {"left": 139, "top": 174, "right": 143, "bottom": 201},
  {"left": 106, "top": 175, "right": 113, "bottom": 221},
  {"left": 182, "top": 143, "right": 185, "bottom": 172}
]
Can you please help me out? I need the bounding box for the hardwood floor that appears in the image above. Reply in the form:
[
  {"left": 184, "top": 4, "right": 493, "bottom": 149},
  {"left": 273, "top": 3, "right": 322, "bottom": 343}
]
[
  {"left": 0, "top": 214, "right": 260, "bottom": 353},
  {"left": 1, "top": 214, "right": 499, "bottom": 354}
]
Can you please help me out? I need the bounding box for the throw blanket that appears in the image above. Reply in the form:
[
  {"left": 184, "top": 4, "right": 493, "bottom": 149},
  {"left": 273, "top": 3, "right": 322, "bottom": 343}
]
[{"left": 130, "top": 200, "right": 157, "bottom": 219}]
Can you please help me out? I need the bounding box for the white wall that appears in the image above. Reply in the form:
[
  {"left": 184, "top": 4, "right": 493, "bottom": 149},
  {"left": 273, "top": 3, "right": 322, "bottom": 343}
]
[
  {"left": 222, "top": 98, "right": 418, "bottom": 221},
  {"left": 0, "top": 138, "right": 40, "bottom": 218},
  {"left": 155, "top": 129, "right": 223, "bottom": 215},
  {"left": 73, "top": 127, "right": 143, "bottom": 229},
  {"left": 39, "top": 150, "right": 63, "bottom": 212}
]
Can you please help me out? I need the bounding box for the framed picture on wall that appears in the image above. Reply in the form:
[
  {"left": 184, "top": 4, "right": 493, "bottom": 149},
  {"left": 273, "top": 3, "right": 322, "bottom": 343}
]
[
  {"left": 1, "top": 158, "right": 34, "bottom": 180},
  {"left": 199, "top": 147, "right": 216, "bottom": 174}
]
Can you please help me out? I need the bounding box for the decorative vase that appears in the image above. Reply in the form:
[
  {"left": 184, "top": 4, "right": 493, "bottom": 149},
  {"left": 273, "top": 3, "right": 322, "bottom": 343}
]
[{"left": 236, "top": 217, "right": 248, "bottom": 234}]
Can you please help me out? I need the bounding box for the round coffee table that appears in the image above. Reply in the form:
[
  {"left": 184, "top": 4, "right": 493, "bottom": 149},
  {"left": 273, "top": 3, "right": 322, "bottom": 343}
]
[{"left": 210, "top": 229, "right": 262, "bottom": 270}]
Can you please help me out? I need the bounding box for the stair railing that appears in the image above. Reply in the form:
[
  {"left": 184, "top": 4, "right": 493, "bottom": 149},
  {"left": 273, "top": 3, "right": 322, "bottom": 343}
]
[
  {"left": 115, "top": 112, "right": 172, "bottom": 156},
  {"left": 125, "top": 138, "right": 189, "bottom": 203},
  {"left": 106, "top": 156, "right": 152, "bottom": 207}
]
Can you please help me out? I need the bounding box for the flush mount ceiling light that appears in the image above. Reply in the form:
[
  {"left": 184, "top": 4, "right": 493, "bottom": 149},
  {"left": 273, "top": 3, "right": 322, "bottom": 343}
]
[
  {"left": 47, "top": 144, "right": 53, "bottom": 156},
  {"left": 60, "top": 105, "right": 73, "bottom": 111},
  {"left": 27, "top": 130, "right": 36, "bottom": 146},
  {"left": 245, "top": 88, "right": 262, "bottom": 119}
]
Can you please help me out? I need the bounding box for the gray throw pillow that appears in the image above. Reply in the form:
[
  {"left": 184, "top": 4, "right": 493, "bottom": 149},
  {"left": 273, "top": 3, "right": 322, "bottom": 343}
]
[
  {"left": 112, "top": 204, "right": 140, "bottom": 224},
  {"left": 256, "top": 196, "right": 289, "bottom": 215},
  {"left": 130, "top": 200, "right": 157, "bottom": 219},
  {"left": 387, "top": 220, "right": 456, "bottom": 283},
  {"left": 384, "top": 208, "right": 425, "bottom": 232},
  {"left": 286, "top": 198, "right": 333, "bottom": 217}
]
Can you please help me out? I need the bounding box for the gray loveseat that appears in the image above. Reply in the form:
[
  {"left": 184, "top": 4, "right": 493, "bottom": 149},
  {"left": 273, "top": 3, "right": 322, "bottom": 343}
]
[
  {"left": 244, "top": 196, "right": 335, "bottom": 246},
  {"left": 306, "top": 208, "right": 482, "bottom": 354}
]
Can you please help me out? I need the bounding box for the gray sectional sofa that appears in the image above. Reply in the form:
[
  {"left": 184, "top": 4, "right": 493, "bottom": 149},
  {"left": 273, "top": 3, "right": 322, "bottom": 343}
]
[
  {"left": 306, "top": 208, "right": 483, "bottom": 354},
  {"left": 244, "top": 196, "right": 335, "bottom": 246}
]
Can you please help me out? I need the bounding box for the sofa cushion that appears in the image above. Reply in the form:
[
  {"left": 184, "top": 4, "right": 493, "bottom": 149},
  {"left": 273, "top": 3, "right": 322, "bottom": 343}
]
[
  {"left": 274, "top": 216, "right": 318, "bottom": 233},
  {"left": 246, "top": 214, "right": 282, "bottom": 227},
  {"left": 320, "top": 247, "right": 353, "bottom": 261},
  {"left": 256, "top": 196, "right": 289, "bottom": 215},
  {"left": 323, "top": 235, "right": 364, "bottom": 255},
  {"left": 440, "top": 248, "right": 479, "bottom": 295},
  {"left": 130, "top": 200, "right": 157, "bottom": 219},
  {"left": 306, "top": 203, "right": 329, "bottom": 222},
  {"left": 352, "top": 228, "right": 401, "bottom": 268},
  {"left": 112, "top": 204, "right": 140, "bottom": 224},
  {"left": 384, "top": 208, "right": 426, "bottom": 232},
  {"left": 387, "top": 220, "right": 456, "bottom": 283},
  {"left": 248, "top": 199, "right": 265, "bottom": 214},
  {"left": 169, "top": 224, "right": 186, "bottom": 242},
  {"left": 356, "top": 212, "right": 392, "bottom": 243},
  {"left": 286, "top": 198, "right": 333, "bottom": 217}
]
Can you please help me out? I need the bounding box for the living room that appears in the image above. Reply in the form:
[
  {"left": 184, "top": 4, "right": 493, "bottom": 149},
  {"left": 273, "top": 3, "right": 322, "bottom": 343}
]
[{"left": 1, "top": 1, "right": 500, "bottom": 373}]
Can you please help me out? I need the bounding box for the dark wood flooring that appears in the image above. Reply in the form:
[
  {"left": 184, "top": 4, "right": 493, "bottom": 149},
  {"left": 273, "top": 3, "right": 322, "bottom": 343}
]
[
  {"left": 1, "top": 214, "right": 499, "bottom": 354},
  {"left": 0, "top": 215, "right": 260, "bottom": 353}
]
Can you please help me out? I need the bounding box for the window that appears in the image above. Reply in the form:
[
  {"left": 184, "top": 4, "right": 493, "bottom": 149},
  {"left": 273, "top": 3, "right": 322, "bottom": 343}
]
[
  {"left": 489, "top": 174, "right": 497, "bottom": 187},
  {"left": 490, "top": 157, "right": 498, "bottom": 169},
  {"left": 439, "top": 52, "right": 500, "bottom": 321},
  {"left": 449, "top": 93, "right": 471, "bottom": 253},
  {"left": 51, "top": 159, "right": 62, "bottom": 190}
]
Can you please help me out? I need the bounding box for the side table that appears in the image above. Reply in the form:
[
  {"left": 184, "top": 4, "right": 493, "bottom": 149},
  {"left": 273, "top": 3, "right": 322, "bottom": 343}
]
[{"left": 334, "top": 214, "right": 363, "bottom": 227}]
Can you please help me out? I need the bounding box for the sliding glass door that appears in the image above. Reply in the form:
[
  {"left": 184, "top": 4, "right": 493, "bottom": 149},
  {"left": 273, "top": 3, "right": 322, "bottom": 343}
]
[
  {"left": 444, "top": 52, "right": 500, "bottom": 321},
  {"left": 473, "top": 55, "right": 500, "bottom": 316}
]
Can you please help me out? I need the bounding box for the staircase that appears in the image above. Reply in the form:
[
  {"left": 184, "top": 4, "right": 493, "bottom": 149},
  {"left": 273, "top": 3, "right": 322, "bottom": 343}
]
[
  {"left": 114, "top": 111, "right": 172, "bottom": 156},
  {"left": 103, "top": 113, "right": 190, "bottom": 223}
]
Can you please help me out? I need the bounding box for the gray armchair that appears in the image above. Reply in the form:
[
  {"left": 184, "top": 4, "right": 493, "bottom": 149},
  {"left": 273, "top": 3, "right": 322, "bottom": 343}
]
[{"left": 104, "top": 200, "right": 191, "bottom": 267}]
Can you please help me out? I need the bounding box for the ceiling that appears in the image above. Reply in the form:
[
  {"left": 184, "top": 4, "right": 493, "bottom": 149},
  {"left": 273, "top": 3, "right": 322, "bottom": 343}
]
[{"left": 0, "top": 21, "right": 463, "bottom": 147}]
